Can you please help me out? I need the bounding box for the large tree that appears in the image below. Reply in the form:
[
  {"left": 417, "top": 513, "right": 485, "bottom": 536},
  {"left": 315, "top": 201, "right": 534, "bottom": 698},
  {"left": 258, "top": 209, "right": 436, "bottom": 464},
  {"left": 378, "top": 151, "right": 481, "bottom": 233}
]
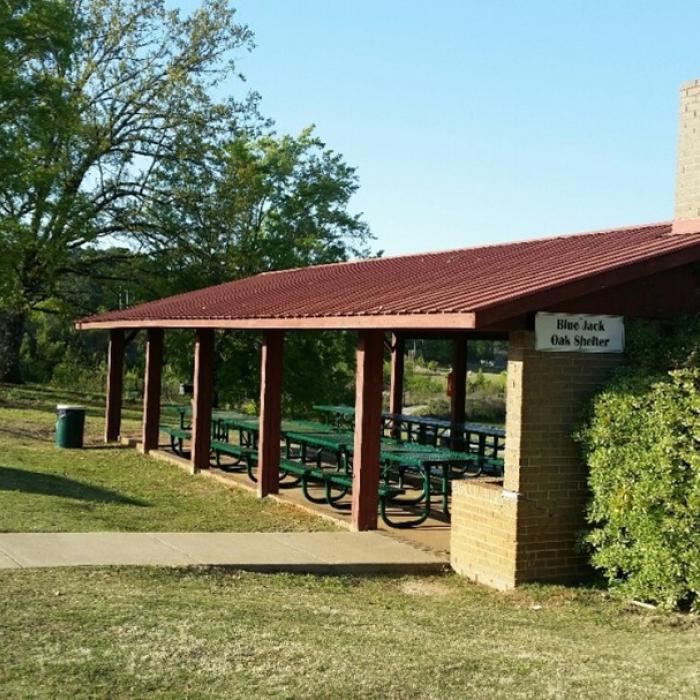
[
  {"left": 0, "top": 0, "right": 254, "bottom": 381},
  {"left": 140, "top": 126, "right": 372, "bottom": 297},
  {"left": 137, "top": 126, "right": 373, "bottom": 411}
]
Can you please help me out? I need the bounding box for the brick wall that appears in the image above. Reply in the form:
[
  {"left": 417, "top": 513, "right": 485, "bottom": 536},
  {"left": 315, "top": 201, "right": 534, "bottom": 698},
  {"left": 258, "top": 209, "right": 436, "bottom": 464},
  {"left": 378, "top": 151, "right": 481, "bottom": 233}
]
[
  {"left": 675, "top": 78, "right": 700, "bottom": 222},
  {"left": 451, "top": 479, "right": 517, "bottom": 590},
  {"left": 451, "top": 330, "right": 622, "bottom": 588}
]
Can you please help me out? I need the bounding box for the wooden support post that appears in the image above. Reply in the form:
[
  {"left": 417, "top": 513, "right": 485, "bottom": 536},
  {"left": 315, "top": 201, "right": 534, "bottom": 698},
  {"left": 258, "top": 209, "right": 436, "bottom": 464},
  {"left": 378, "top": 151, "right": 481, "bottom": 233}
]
[
  {"left": 104, "top": 329, "right": 125, "bottom": 443},
  {"left": 450, "top": 337, "right": 467, "bottom": 448},
  {"left": 388, "top": 333, "right": 405, "bottom": 438},
  {"left": 257, "top": 330, "right": 284, "bottom": 497},
  {"left": 191, "top": 329, "right": 214, "bottom": 472},
  {"left": 351, "top": 330, "right": 385, "bottom": 531},
  {"left": 141, "top": 328, "right": 164, "bottom": 453}
]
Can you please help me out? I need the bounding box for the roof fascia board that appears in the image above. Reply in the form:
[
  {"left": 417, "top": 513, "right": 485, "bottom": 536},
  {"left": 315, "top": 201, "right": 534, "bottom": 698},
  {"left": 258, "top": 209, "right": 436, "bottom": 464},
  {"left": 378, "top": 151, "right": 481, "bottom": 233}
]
[{"left": 75, "top": 312, "right": 477, "bottom": 332}]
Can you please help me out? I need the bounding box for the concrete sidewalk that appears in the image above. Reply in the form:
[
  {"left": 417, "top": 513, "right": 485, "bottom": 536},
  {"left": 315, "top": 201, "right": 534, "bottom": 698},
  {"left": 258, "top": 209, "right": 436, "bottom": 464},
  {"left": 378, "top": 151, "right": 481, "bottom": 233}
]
[{"left": 0, "top": 532, "right": 448, "bottom": 574}]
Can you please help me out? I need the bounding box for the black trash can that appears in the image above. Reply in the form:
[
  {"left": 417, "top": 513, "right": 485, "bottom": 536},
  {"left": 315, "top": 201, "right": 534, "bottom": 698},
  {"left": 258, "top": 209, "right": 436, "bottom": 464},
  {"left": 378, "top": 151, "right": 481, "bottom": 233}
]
[{"left": 55, "top": 405, "right": 86, "bottom": 449}]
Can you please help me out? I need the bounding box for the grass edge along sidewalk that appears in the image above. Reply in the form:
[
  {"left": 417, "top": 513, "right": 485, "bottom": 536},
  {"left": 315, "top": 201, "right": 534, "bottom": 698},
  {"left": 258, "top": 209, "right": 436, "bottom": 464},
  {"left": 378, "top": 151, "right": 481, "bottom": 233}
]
[
  {"left": 0, "top": 386, "right": 336, "bottom": 533},
  {"left": 1, "top": 567, "right": 699, "bottom": 699}
]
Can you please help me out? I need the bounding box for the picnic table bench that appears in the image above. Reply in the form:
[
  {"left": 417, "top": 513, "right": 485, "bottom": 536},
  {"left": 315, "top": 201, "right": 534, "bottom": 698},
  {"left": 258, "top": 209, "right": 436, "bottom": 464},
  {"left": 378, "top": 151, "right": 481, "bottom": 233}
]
[
  {"left": 162, "top": 404, "right": 191, "bottom": 430},
  {"left": 159, "top": 408, "right": 249, "bottom": 455},
  {"left": 210, "top": 440, "right": 258, "bottom": 478},
  {"left": 216, "top": 418, "right": 432, "bottom": 526},
  {"left": 280, "top": 456, "right": 409, "bottom": 526},
  {"left": 159, "top": 424, "right": 191, "bottom": 456}
]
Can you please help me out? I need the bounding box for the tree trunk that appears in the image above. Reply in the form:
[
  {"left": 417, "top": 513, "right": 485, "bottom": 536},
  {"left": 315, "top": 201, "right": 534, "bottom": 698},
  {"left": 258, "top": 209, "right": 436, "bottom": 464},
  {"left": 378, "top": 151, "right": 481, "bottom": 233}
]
[{"left": 0, "top": 310, "right": 26, "bottom": 383}]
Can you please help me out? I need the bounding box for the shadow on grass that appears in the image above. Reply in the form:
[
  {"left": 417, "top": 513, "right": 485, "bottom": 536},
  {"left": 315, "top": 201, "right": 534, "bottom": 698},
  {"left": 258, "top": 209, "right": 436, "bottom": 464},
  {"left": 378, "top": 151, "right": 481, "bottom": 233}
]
[
  {"left": 0, "top": 465, "right": 148, "bottom": 506},
  {"left": 0, "top": 383, "right": 142, "bottom": 414},
  {"left": 81, "top": 444, "right": 134, "bottom": 451},
  {"left": 0, "top": 425, "right": 53, "bottom": 441}
]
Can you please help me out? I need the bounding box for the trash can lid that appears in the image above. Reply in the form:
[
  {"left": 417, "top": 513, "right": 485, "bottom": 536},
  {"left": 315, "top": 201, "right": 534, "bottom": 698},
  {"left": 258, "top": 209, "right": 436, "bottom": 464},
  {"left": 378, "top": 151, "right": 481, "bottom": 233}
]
[{"left": 56, "top": 404, "right": 85, "bottom": 410}]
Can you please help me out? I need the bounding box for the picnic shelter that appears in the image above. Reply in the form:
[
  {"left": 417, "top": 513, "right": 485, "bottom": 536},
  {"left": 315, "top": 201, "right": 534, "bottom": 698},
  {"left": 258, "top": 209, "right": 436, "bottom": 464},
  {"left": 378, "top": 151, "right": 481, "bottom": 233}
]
[{"left": 75, "top": 79, "right": 700, "bottom": 589}]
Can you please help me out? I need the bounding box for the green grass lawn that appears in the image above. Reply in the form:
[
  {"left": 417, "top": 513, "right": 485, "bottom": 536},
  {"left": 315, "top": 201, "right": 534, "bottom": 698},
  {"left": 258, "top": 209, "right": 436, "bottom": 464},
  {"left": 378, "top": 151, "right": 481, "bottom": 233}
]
[
  {"left": 1, "top": 384, "right": 699, "bottom": 699},
  {"left": 0, "top": 384, "right": 333, "bottom": 532},
  {"left": 1, "top": 568, "right": 698, "bottom": 699}
]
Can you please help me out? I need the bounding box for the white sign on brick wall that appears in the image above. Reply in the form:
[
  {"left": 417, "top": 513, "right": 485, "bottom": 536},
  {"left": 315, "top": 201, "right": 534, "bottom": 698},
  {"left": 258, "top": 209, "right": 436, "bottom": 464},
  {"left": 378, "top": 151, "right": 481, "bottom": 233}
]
[{"left": 535, "top": 313, "right": 624, "bottom": 353}]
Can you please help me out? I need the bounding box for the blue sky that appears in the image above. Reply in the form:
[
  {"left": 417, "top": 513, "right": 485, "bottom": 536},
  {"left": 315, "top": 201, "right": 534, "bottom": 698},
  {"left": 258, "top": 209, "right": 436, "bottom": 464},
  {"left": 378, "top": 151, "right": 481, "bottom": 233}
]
[{"left": 172, "top": 1, "right": 700, "bottom": 255}]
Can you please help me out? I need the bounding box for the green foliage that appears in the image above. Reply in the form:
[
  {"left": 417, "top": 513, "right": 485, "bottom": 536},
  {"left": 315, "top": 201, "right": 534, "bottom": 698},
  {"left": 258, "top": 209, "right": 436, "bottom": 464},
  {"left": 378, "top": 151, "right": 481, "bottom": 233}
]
[
  {"left": 465, "top": 369, "right": 506, "bottom": 422},
  {"left": 1, "top": 0, "right": 373, "bottom": 410},
  {"left": 383, "top": 360, "right": 392, "bottom": 383},
  {"left": 0, "top": 0, "right": 255, "bottom": 379},
  {"left": 415, "top": 339, "right": 508, "bottom": 367},
  {"left": 466, "top": 395, "right": 504, "bottom": 423},
  {"left": 469, "top": 368, "right": 486, "bottom": 391},
  {"left": 405, "top": 372, "right": 444, "bottom": 394},
  {"left": 141, "top": 127, "right": 372, "bottom": 297},
  {"left": 281, "top": 332, "right": 355, "bottom": 416},
  {"left": 424, "top": 397, "right": 450, "bottom": 417},
  {"left": 403, "top": 371, "right": 445, "bottom": 408},
  {"left": 579, "top": 319, "right": 700, "bottom": 611},
  {"left": 1, "top": 0, "right": 253, "bottom": 308},
  {"left": 50, "top": 349, "right": 106, "bottom": 394}
]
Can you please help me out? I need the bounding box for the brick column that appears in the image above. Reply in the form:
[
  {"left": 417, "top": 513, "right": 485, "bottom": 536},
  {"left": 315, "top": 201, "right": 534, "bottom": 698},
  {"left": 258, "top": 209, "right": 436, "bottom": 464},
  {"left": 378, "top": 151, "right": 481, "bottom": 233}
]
[
  {"left": 351, "top": 330, "right": 385, "bottom": 531},
  {"left": 674, "top": 79, "right": 700, "bottom": 230},
  {"left": 104, "top": 329, "right": 125, "bottom": 442},
  {"left": 388, "top": 333, "right": 404, "bottom": 437},
  {"left": 257, "top": 330, "right": 284, "bottom": 498},
  {"left": 141, "top": 328, "right": 164, "bottom": 453},
  {"left": 191, "top": 329, "right": 214, "bottom": 472},
  {"left": 451, "top": 330, "right": 622, "bottom": 588}
]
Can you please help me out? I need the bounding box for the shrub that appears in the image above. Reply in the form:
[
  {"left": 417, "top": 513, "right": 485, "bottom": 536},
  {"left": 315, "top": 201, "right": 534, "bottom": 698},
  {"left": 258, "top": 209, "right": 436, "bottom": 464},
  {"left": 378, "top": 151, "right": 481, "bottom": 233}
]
[
  {"left": 51, "top": 348, "right": 107, "bottom": 394},
  {"left": 468, "top": 368, "right": 486, "bottom": 391},
  {"left": 578, "top": 319, "right": 700, "bottom": 611},
  {"left": 466, "top": 391, "right": 505, "bottom": 423},
  {"left": 404, "top": 372, "right": 444, "bottom": 400},
  {"left": 425, "top": 397, "right": 450, "bottom": 417}
]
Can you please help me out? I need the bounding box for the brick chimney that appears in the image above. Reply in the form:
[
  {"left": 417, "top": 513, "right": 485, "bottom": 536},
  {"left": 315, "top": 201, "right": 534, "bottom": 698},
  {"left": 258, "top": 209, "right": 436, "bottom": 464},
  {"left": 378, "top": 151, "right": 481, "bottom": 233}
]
[{"left": 673, "top": 79, "right": 700, "bottom": 233}]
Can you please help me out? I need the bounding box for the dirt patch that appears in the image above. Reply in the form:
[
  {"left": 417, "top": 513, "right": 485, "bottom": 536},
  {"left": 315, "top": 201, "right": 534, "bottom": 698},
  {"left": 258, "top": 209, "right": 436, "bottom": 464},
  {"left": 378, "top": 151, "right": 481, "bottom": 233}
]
[{"left": 400, "top": 579, "right": 451, "bottom": 597}]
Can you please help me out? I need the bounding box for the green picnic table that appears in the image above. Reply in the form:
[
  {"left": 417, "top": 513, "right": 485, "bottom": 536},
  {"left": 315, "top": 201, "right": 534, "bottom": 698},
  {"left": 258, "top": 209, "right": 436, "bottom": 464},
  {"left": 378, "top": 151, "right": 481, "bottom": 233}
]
[
  {"left": 283, "top": 425, "right": 502, "bottom": 523},
  {"left": 217, "top": 416, "right": 344, "bottom": 451},
  {"left": 161, "top": 403, "right": 191, "bottom": 429},
  {"left": 212, "top": 417, "right": 349, "bottom": 484},
  {"left": 312, "top": 404, "right": 356, "bottom": 429},
  {"left": 314, "top": 404, "right": 505, "bottom": 459},
  {"left": 377, "top": 441, "right": 493, "bottom": 515},
  {"left": 164, "top": 408, "right": 504, "bottom": 528},
  {"left": 159, "top": 407, "right": 248, "bottom": 453}
]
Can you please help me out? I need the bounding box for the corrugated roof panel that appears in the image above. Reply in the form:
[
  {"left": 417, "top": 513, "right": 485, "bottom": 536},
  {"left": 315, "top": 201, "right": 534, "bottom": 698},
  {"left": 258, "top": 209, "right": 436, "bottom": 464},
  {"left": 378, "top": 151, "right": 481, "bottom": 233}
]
[{"left": 78, "top": 222, "right": 700, "bottom": 327}]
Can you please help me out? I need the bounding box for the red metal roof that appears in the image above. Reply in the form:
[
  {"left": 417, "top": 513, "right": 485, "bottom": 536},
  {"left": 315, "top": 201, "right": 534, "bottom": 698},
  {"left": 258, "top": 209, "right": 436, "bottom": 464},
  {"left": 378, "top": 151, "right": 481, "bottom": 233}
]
[{"left": 77, "top": 222, "right": 700, "bottom": 330}]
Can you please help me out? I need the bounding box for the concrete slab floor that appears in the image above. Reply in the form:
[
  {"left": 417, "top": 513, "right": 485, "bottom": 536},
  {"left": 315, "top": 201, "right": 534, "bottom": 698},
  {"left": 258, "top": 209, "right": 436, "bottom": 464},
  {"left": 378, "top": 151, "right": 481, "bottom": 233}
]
[{"left": 147, "top": 445, "right": 452, "bottom": 557}]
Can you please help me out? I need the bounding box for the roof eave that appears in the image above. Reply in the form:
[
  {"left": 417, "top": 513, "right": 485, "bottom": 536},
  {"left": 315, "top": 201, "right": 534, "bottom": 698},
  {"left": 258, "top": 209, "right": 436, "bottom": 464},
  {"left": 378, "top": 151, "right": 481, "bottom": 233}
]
[
  {"left": 74, "top": 233, "right": 700, "bottom": 335},
  {"left": 74, "top": 311, "right": 478, "bottom": 332}
]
